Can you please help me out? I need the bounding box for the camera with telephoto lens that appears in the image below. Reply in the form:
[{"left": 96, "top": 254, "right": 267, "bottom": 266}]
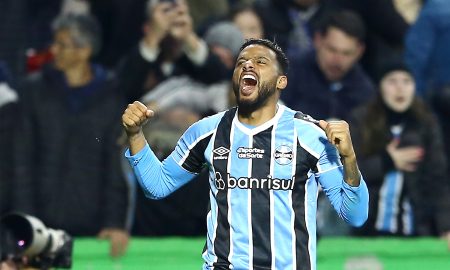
[{"left": 0, "top": 212, "right": 73, "bottom": 269}]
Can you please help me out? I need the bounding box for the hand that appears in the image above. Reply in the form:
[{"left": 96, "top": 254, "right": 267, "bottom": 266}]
[
  {"left": 386, "top": 139, "right": 424, "bottom": 172},
  {"left": 319, "top": 120, "right": 360, "bottom": 186},
  {"left": 98, "top": 228, "right": 129, "bottom": 258},
  {"left": 319, "top": 120, "right": 356, "bottom": 158},
  {"left": 122, "top": 101, "right": 154, "bottom": 136},
  {"left": 169, "top": 1, "right": 195, "bottom": 43},
  {"left": 143, "top": 2, "right": 177, "bottom": 48}
]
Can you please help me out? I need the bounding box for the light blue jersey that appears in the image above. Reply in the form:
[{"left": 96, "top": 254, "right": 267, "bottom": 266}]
[{"left": 126, "top": 105, "right": 369, "bottom": 270}]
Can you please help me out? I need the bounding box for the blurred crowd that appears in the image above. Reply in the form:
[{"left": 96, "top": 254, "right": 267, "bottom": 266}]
[{"left": 1, "top": 0, "right": 449, "bottom": 258}]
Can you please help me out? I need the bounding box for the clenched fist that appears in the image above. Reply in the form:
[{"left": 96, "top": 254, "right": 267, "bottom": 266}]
[
  {"left": 319, "top": 119, "right": 360, "bottom": 186},
  {"left": 319, "top": 120, "right": 355, "bottom": 159},
  {"left": 122, "top": 101, "right": 154, "bottom": 136},
  {"left": 122, "top": 101, "right": 154, "bottom": 155}
]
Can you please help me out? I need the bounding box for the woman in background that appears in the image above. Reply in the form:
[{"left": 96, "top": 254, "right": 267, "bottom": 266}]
[{"left": 349, "top": 61, "right": 450, "bottom": 241}]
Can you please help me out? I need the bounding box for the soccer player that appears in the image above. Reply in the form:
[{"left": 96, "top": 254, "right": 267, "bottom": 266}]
[{"left": 122, "top": 39, "right": 369, "bottom": 270}]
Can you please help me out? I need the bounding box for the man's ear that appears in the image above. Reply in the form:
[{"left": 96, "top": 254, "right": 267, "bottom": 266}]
[{"left": 277, "top": 75, "right": 287, "bottom": 90}]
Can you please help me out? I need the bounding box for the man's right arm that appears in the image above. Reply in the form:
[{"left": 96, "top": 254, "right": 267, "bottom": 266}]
[{"left": 122, "top": 101, "right": 197, "bottom": 199}]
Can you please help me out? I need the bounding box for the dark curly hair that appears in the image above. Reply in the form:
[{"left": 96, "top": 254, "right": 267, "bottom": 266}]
[{"left": 239, "top": 38, "right": 289, "bottom": 75}]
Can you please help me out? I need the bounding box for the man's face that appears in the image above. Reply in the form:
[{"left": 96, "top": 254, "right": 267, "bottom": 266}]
[
  {"left": 50, "top": 30, "right": 90, "bottom": 71},
  {"left": 314, "top": 27, "right": 364, "bottom": 81},
  {"left": 232, "top": 44, "right": 285, "bottom": 112}
]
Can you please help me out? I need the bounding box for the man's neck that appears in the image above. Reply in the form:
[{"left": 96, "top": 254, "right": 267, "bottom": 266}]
[
  {"left": 64, "top": 62, "right": 93, "bottom": 88},
  {"left": 237, "top": 101, "right": 278, "bottom": 127}
]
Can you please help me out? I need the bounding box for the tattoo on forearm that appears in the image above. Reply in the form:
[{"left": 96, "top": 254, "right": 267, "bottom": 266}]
[{"left": 343, "top": 158, "right": 361, "bottom": 187}]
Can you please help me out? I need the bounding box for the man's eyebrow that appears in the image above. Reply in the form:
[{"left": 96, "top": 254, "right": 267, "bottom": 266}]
[
  {"left": 257, "top": 56, "right": 271, "bottom": 61},
  {"left": 237, "top": 55, "right": 271, "bottom": 61}
]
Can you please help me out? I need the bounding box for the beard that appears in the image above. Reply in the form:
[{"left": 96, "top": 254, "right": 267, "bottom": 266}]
[{"left": 232, "top": 77, "right": 278, "bottom": 116}]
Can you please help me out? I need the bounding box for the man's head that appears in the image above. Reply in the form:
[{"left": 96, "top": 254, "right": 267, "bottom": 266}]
[
  {"left": 314, "top": 10, "right": 365, "bottom": 82},
  {"left": 50, "top": 14, "right": 101, "bottom": 71},
  {"left": 232, "top": 39, "right": 288, "bottom": 114}
]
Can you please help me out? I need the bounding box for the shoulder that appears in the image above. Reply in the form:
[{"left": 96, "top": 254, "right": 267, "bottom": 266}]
[
  {"left": 181, "top": 108, "right": 235, "bottom": 141},
  {"left": 285, "top": 107, "right": 328, "bottom": 158}
]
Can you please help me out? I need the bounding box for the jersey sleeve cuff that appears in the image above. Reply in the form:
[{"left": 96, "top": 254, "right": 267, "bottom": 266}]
[{"left": 125, "top": 144, "right": 151, "bottom": 167}]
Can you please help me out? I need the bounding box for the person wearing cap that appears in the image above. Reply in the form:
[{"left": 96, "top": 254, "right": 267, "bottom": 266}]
[{"left": 348, "top": 61, "right": 450, "bottom": 244}]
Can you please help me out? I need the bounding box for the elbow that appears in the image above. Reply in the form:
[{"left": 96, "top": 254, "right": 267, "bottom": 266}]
[
  {"left": 340, "top": 203, "right": 369, "bottom": 227},
  {"left": 348, "top": 210, "right": 368, "bottom": 227},
  {"left": 350, "top": 215, "right": 368, "bottom": 227},
  {"left": 138, "top": 174, "right": 173, "bottom": 200},
  {"left": 142, "top": 188, "right": 171, "bottom": 200}
]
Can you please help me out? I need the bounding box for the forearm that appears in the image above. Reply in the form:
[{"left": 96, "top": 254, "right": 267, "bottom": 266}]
[
  {"left": 320, "top": 168, "right": 369, "bottom": 227},
  {"left": 127, "top": 130, "right": 148, "bottom": 155},
  {"left": 339, "top": 179, "right": 369, "bottom": 227},
  {"left": 342, "top": 155, "right": 361, "bottom": 187},
  {"left": 125, "top": 144, "right": 195, "bottom": 199}
]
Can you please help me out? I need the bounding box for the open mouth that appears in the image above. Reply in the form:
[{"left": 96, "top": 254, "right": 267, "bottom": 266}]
[
  {"left": 241, "top": 74, "right": 258, "bottom": 95},
  {"left": 394, "top": 96, "right": 406, "bottom": 103}
]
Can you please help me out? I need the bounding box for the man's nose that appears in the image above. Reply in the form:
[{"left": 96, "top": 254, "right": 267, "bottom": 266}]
[{"left": 243, "top": 60, "right": 254, "bottom": 71}]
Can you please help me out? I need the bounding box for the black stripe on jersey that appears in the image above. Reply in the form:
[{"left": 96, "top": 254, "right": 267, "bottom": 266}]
[
  {"left": 181, "top": 133, "right": 213, "bottom": 173},
  {"left": 292, "top": 141, "right": 318, "bottom": 270},
  {"left": 212, "top": 108, "right": 236, "bottom": 269},
  {"left": 251, "top": 126, "right": 273, "bottom": 268}
]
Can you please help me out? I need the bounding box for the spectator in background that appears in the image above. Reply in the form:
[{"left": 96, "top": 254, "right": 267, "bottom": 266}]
[
  {"left": 349, "top": 62, "right": 450, "bottom": 243},
  {"left": 141, "top": 21, "right": 243, "bottom": 116},
  {"left": 334, "top": 0, "right": 419, "bottom": 80},
  {"left": 116, "top": 0, "right": 229, "bottom": 103},
  {"left": 229, "top": 3, "right": 264, "bottom": 40},
  {"left": 12, "top": 14, "right": 130, "bottom": 257},
  {"left": 0, "top": 62, "right": 18, "bottom": 216},
  {"left": 281, "top": 10, "right": 374, "bottom": 121},
  {"left": 254, "top": 0, "right": 335, "bottom": 58},
  {"left": 93, "top": 0, "right": 230, "bottom": 68}
]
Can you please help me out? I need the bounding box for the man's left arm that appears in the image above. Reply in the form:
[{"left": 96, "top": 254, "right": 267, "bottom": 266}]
[{"left": 317, "top": 120, "right": 369, "bottom": 227}]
